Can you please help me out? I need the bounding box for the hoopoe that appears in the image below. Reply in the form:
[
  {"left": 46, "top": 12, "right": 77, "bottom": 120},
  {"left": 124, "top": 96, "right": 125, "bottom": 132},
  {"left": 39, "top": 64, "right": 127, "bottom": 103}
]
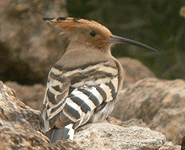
[{"left": 42, "top": 17, "right": 156, "bottom": 143}]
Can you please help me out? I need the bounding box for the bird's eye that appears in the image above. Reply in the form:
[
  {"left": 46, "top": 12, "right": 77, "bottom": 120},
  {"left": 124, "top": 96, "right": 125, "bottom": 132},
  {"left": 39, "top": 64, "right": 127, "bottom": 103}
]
[{"left": 90, "top": 31, "right": 96, "bottom": 37}]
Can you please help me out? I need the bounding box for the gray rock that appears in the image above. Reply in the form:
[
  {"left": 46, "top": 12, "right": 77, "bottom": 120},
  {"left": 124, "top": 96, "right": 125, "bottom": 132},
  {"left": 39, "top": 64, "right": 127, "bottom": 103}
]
[
  {"left": 112, "top": 78, "right": 185, "bottom": 144},
  {"left": 74, "top": 122, "right": 174, "bottom": 150}
]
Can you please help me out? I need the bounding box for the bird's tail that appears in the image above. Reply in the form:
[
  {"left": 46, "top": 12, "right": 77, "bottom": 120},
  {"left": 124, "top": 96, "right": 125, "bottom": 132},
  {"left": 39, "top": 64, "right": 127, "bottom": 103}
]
[{"left": 47, "top": 123, "right": 75, "bottom": 143}]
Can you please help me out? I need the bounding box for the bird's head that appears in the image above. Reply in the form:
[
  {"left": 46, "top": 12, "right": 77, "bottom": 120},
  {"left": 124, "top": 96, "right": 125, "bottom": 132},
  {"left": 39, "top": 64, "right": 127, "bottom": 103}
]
[{"left": 43, "top": 17, "right": 157, "bottom": 53}]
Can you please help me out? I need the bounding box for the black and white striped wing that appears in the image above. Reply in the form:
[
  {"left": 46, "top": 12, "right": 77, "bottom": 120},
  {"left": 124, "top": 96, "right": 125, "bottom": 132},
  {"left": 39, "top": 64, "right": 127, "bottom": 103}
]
[
  {"left": 42, "top": 67, "right": 71, "bottom": 132},
  {"left": 64, "top": 76, "right": 118, "bottom": 129},
  {"left": 42, "top": 60, "right": 119, "bottom": 132},
  {"left": 60, "top": 61, "right": 118, "bottom": 129}
]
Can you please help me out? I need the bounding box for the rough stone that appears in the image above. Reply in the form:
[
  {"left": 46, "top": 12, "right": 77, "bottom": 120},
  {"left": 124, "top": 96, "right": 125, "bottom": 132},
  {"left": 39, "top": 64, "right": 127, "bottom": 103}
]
[
  {"left": 112, "top": 78, "right": 185, "bottom": 144},
  {"left": 0, "top": 81, "right": 81, "bottom": 150},
  {"left": 0, "top": 0, "right": 68, "bottom": 84},
  {"left": 106, "top": 116, "right": 148, "bottom": 128},
  {"left": 0, "top": 81, "right": 47, "bottom": 149},
  {"left": 75, "top": 122, "right": 171, "bottom": 150},
  {"left": 118, "top": 57, "right": 155, "bottom": 89},
  {"left": 0, "top": 80, "right": 180, "bottom": 149},
  {"left": 158, "top": 141, "right": 181, "bottom": 150}
]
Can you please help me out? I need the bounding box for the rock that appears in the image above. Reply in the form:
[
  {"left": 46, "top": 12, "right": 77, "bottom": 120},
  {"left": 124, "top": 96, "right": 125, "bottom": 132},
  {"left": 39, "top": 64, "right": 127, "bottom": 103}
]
[
  {"left": 0, "top": 0, "right": 68, "bottom": 84},
  {"left": 112, "top": 78, "right": 185, "bottom": 144},
  {"left": 158, "top": 141, "right": 181, "bottom": 150},
  {"left": 0, "top": 81, "right": 82, "bottom": 150},
  {"left": 0, "top": 81, "right": 47, "bottom": 149},
  {"left": 5, "top": 81, "right": 45, "bottom": 110},
  {"left": 117, "top": 57, "right": 155, "bottom": 89},
  {"left": 106, "top": 116, "right": 148, "bottom": 128},
  {"left": 74, "top": 122, "right": 180, "bottom": 150},
  {"left": 0, "top": 80, "right": 180, "bottom": 149}
]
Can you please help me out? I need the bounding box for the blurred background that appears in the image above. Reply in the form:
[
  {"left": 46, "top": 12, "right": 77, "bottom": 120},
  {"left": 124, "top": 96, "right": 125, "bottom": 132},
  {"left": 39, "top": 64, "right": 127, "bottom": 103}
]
[
  {"left": 66, "top": 0, "right": 185, "bottom": 80},
  {"left": 0, "top": 0, "right": 185, "bottom": 85}
]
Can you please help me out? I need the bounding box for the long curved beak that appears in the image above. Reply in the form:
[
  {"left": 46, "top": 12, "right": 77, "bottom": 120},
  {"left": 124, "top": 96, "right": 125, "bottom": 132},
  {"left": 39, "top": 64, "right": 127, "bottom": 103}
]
[{"left": 107, "top": 35, "right": 157, "bottom": 52}]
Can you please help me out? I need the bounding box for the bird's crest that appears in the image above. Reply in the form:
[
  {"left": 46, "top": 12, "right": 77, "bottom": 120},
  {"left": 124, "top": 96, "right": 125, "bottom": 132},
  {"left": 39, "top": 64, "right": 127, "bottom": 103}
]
[
  {"left": 43, "top": 17, "right": 113, "bottom": 51},
  {"left": 43, "top": 17, "right": 108, "bottom": 32}
]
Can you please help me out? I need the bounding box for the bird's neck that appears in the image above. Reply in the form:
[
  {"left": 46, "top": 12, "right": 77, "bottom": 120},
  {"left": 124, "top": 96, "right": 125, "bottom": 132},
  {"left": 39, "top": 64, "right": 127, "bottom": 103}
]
[
  {"left": 67, "top": 41, "right": 89, "bottom": 51},
  {"left": 67, "top": 41, "right": 112, "bottom": 55}
]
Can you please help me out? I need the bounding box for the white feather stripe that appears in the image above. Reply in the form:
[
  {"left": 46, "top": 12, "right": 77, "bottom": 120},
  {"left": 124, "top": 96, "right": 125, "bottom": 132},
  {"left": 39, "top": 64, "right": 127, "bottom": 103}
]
[
  {"left": 49, "top": 86, "right": 61, "bottom": 97},
  {"left": 64, "top": 124, "right": 75, "bottom": 140},
  {"left": 47, "top": 78, "right": 63, "bottom": 87},
  {"left": 47, "top": 98, "right": 67, "bottom": 120},
  {"left": 48, "top": 103, "right": 65, "bottom": 120},
  {"left": 97, "top": 65, "right": 117, "bottom": 74},
  {"left": 50, "top": 67, "right": 63, "bottom": 76},
  {"left": 87, "top": 87, "right": 104, "bottom": 104},
  {"left": 43, "top": 93, "right": 47, "bottom": 104},
  {"left": 111, "top": 77, "right": 119, "bottom": 92},
  {"left": 79, "top": 111, "right": 93, "bottom": 127},
  {"left": 47, "top": 95, "right": 65, "bottom": 109},
  {"left": 63, "top": 98, "right": 83, "bottom": 122},
  {"left": 66, "top": 98, "right": 82, "bottom": 111},
  {"left": 61, "top": 63, "right": 117, "bottom": 77},
  {"left": 71, "top": 89, "right": 96, "bottom": 110},
  {"left": 100, "top": 84, "right": 112, "bottom": 102},
  {"left": 42, "top": 109, "right": 50, "bottom": 131},
  {"left": 72, "top": 77, "right": 112, "bottom": 87},
  {"left": 61, "top": 64, "right": 100, "bottom": 77}
]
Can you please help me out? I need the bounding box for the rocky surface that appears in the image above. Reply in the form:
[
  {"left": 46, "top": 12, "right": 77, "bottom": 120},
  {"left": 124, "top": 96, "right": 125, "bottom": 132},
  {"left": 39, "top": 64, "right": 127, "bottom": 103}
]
[
  {"left": 118, "top": 57, "right": 155, "bottom": 89},
  {"left": 0, "top": 0, "right": 68, "bottom": 84},
  {"left": 0, "top": 81, "right": 181, "bottom": 150},
  {"left": 75, "top": 123, "right": 166, "bottom": 150},
  {"left": 112, "top": 78, "right": 185, "bottom": 145},
  {"left": 0, "top": 81, "right": 47, "bottom": 149},
  {"left": 0, "top": 81, "right": 81, "bottom": 150}
]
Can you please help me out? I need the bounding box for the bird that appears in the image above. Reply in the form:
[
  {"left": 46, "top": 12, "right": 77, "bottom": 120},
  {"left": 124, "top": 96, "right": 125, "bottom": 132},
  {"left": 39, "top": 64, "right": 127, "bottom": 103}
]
[{"left": 42, "top": 17, "right": 157, "bottom": 143}]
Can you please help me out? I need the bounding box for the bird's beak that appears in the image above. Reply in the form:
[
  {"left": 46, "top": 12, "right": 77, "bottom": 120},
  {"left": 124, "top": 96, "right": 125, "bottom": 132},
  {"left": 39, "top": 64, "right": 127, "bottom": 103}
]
[{"left": 107, "top": 35, "right": 157, "bottom": 52}]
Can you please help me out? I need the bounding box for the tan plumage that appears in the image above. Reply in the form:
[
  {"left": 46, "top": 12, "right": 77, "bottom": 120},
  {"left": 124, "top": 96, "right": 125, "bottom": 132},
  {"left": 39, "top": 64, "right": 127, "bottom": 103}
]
[{"left": 42, "top": 17, "right": 156, "bottom": 143}]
